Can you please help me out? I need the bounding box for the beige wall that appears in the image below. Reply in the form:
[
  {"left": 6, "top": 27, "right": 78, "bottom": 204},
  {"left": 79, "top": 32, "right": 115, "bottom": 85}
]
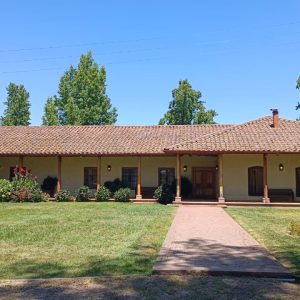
[
  {"left": 1, "top": 154, "right": 299, "bottom": 200},
  {"left": 0, "top": 155, "right": 217, "bottom": 194},
  {"left": 223, "top": 154, "right": 300, "bottom": 201}
]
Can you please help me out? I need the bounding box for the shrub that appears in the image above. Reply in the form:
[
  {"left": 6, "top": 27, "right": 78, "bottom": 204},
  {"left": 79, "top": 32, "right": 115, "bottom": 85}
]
[
  {"left": 0, "top": 179, "right": 13, "bottom": 202},
  {"left": 289, "top": 220, "right": 300, "bottom": 237},
  {"left": 41, "top": 176, "right": 58, "bottom": 197},
  {"left": 154, "top": 184, "right": 175, "bottom": 205},
  {"left": 76, "top": 186, "right": 91, "bottom": 202},
  {"left": 104, "top": 178, "right": 123, "bottom": 195},
  {"left": 11, "top": 166, "right": 43, "bottom": 202},
  {"left": 55, "top": 189, "right": 72, "bottom": 202},
  {"left": 96, "top": 186, "right": 111, "bottom": 202},
  {"left": 114, "top": 188, "right": 131, "bottom": 202}
]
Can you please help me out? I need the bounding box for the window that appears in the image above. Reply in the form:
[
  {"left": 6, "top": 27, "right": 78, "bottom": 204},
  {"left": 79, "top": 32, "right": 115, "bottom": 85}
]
[
  {"left": 248, "top": 166, "right": 263, "bottom": 196},
  {"left": 296, "top": 168, "right": 300, "bottom": 197},
  {"left": 122, "top": 168, "right": 137, "bottom": 190},
  {"left": 159, "top": 168, "right": 175, "bottom": 186},
  {"left": 84, "top": 167, "right": 97, "bottom": 189}
]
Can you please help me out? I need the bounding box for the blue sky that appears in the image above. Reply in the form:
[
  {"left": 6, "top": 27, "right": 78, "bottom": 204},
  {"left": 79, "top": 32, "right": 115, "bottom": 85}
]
[{"left": 0, "top": 0, "right": 299, "bottom": 125}]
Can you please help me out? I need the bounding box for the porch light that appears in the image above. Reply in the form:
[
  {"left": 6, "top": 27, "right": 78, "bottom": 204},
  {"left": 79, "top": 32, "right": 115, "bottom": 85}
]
[
  {"left": 279, "top": 163, "right": 284, "bottom": 172},
  {"left": 183, "top": 165, "right": 187, "bottom": 172},
  {"left": 215, "top": 165, "right": 219, "bottom": 171},
  {"left": 107, "top": 165, "right": 111, "bottom": 172}
]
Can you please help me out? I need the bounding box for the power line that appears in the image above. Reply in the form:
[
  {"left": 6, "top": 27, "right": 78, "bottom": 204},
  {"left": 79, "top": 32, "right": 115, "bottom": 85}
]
[{"left": 0, "top": 37, "right": 163, "bottom": 53}]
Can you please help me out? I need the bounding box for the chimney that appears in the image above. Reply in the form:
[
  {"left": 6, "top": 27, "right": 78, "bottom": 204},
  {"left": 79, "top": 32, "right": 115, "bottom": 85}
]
[{"left": 271, "top": 108, "right": 279, "bottom": 128}]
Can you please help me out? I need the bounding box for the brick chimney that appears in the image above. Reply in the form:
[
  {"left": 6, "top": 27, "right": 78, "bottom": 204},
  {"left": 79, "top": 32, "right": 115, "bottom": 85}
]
[{"left": 271, "top": 108, "right": 279, "bottom": 128}]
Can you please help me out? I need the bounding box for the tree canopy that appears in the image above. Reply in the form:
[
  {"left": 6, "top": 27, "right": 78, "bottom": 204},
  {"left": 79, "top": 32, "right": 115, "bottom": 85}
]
[
  {"left": 1, "top": 83, "right": 30, "bottom": 126},
  {"left": 42, "top": 97, "right": 60, "bottom": 125},
  {"left": 43, "top": 51, "right": 117, "bottom": 125},
  {"left": 159, "top": 79, "right": 217, "bottom": 125}
]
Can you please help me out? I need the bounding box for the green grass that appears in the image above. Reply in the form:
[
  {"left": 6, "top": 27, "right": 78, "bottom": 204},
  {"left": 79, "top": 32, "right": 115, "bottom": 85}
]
[
  {"left": 226, "top": 207, "right": 300, "bottom": 275},
  {"left": 0, "top": 202, "right": 175, "bottom": 279}
]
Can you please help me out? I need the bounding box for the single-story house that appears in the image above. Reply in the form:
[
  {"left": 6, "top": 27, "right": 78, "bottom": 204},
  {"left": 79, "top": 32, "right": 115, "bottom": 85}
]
[{"left": 0, "top": 109, "right": 299, "bottom": 203}]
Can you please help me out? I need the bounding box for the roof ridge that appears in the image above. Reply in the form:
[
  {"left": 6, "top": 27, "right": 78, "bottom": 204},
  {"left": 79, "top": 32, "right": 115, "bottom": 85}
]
[{"left": 164, "top": 116, "right": 275, "bottom": 151}]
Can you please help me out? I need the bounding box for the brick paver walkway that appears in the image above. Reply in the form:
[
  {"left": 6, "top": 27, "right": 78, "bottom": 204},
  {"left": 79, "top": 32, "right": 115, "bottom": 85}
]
[{"left": 153, "top": 206, "right": 291, "bottom": 277}]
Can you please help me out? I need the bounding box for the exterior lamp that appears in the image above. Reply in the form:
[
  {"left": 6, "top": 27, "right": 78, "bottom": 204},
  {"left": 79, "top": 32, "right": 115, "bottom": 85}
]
[
  {"left": 107, "top": 165, "right": 111, "bottom": 172},
  {"left": 183, "top": 165, "right": 188, "bottom": 172},
  {"left": 279, "top": 163, "right": 284, "bottom": 172},
  {"left": 215, "top": 165, "right": 219, "bottom": 171}
]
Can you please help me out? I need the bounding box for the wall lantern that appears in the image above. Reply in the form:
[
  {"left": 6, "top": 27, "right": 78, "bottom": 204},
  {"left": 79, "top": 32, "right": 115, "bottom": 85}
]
[
  {"left": 107, "top": 165, "right": 111, "bottom": 172},
  {"left": 279, "top": 163, "right": 284, "bottom": 172},
  {"left": 215, "top": 165, "right": 219, "bottom": 171},
  {"left": 183, "top": 165, "right": 188, "bottom": 172}
]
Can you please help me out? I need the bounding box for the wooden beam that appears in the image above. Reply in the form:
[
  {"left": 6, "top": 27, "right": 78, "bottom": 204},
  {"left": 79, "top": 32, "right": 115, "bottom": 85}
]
[
  {"left": 96, "top": 157, "right": 101, "bottom": 191},
  {"left": 136, "top": 157, "right": 142, "bottom": 199},
  {"left": 263, "top": 154, "right": 270, "bottom": 203},
  {"left": 19, "top": 156, "right": 24, "bottom": 168},
  {"left": 218, "top": 154, "right": 225, "bottom": 203},
  {"left": 175, "top": 154, "right": 182, "bottom": 202},
  {"left": 57, "top": 156, "right": 62, "bottom": 193}
]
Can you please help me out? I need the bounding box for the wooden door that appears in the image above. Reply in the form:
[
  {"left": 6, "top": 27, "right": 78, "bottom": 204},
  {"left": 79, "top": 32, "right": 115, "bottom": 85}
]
[{"left": 192, "top": 167, "right": 216, "bottom": 199}]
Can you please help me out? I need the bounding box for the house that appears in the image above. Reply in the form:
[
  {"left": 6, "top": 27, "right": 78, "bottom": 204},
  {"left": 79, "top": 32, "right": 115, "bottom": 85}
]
[{"left": 0, "top": 109, "right": 299, "bottom": 203}]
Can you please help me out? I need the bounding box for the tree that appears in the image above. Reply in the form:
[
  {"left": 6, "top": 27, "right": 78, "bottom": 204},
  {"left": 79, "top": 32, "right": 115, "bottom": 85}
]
[
  {"left": 296, "top": 76, "right": 300, "bottom": 119},
  {"left": 42, "top": 97, "right": 60, "bottom": 125},
  {"left": 54, "top": 51, "right": 117, "bottom": 125},
  {"left": 1, "top": 83, "right": 30, "bottom": 126},
  {"left": 159, "top": 79, "right": 217, "bottom": 125}
]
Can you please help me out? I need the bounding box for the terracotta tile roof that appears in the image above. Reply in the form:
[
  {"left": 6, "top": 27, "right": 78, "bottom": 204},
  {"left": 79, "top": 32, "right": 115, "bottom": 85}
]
[
  {"left": 165, "top": 116, "right": 300, "bottom": 153},
  {"left": 0, "top": 124, "right": 231, "bottom": 156}
]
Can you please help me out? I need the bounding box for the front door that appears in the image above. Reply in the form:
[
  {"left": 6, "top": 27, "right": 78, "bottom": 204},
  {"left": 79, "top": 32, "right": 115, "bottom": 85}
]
[{"left": 192, "top": 167, "right": 216, "bottom": 199}]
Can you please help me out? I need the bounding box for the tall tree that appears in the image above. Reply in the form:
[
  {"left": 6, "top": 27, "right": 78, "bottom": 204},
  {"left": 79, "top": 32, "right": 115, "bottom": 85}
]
[
  {"left": 296, "top": 76, "right": 300, "bottom": 119},
  {"left": 159, "top": 79, "right": 217, "bottom": 125},
  {"left": 54, "top": 51, "right": 117, "bottom": 125},
  {"left": 42, "top": 97, "right": 60, "bottom": 125},
  {"left": 1, "top": 83, "right": 30, "bottom": 126}
]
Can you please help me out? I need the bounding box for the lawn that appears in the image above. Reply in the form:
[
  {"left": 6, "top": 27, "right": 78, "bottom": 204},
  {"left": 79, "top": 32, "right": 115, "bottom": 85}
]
[
  {"left": 0, "top": 202, "right": 175, "bottom": 279},
  {"left": 226, "top": 207, "right": 300, "bottom": 275}
]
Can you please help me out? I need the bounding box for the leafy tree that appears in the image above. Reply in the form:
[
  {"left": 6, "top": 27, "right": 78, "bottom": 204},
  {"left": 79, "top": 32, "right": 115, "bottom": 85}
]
[
  {"left": 42, "top": 97, "right": 60, "bottom": 125},
  {"left": 1, "top": 83, "right": 30, "bottom": 126},
  {"left": 296, "top": 76, "right": 300, "bottom": 119},
  {"left": 159, "top": 79, "right": 217, "bottom": 125},
  {"left": 54, "top": 51, "right": 117, "bottom": 125}
]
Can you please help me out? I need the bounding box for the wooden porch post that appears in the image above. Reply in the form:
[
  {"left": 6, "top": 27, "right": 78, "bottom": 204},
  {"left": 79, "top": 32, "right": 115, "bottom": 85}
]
[
  {"left": 19, "top": 156, "right": 24, "bottom": 168},
  {"left": 175, "top": 154, "right": 182, "bottom": 202},
  {"left": 96, "top": 157, "right": 101, "bottom": 191},
  {"left": 263, "top": 154, "right": 270, "bottom": 203},
  {"left": 218, "top": 154, "right": 225, "bottom": 203},
  {"left": 57, "top": 156, "right": 62, "bottom": 193},
  {"left": 136, "top": 156, "right": 142, "bottom": 199}
]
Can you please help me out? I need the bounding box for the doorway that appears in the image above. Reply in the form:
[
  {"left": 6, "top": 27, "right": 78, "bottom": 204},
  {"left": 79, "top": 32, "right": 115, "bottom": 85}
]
[{"left": 192, "top": 167, "right": 216, "bottom": 199}]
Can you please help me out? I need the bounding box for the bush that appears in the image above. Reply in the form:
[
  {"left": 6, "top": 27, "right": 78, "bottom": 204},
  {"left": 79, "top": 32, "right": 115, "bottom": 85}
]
[
  {"left": 289, "top": 220, "right": 300, "bottom": 237},
  {"left": 104, "top": 178, "right": 123, "bottom": 195},
  {"left": 76, "top": 186, "right": 91, "bottom": 202},
  {"left": 55, "top": 189, "right": 72, "bottom": 202},
  {"left": 41, "top": 176, "right": 58, "bottom": 197},
  {"left": 114, "top": 188, "right": 131, "bottom": 202},
  {"left": 11, "top": 167, "right": 43, "bottom": 202},
  {"left": 0, "top": 179, "right": 13, "bottom": 202},
  {"left": 154, "top": 184, "right": 175, "bottom": 205},
  {"left": 96, "top": 186, "right": 111, "bottom": 202}
]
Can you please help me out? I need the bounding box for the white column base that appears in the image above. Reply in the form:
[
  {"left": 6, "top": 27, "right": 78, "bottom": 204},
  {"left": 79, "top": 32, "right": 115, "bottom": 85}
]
[
  {"left": 174, "top": 196, "right": 182, "bottom": 203},
  {"left": 263, "top": 197, "right": 270, "bottom": 203},
  {"left": 136, "top": 194, "right": 142, "bottom": 200},
  {"left": 218, "top": 197, "right": 225, "bottom": 203}
]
